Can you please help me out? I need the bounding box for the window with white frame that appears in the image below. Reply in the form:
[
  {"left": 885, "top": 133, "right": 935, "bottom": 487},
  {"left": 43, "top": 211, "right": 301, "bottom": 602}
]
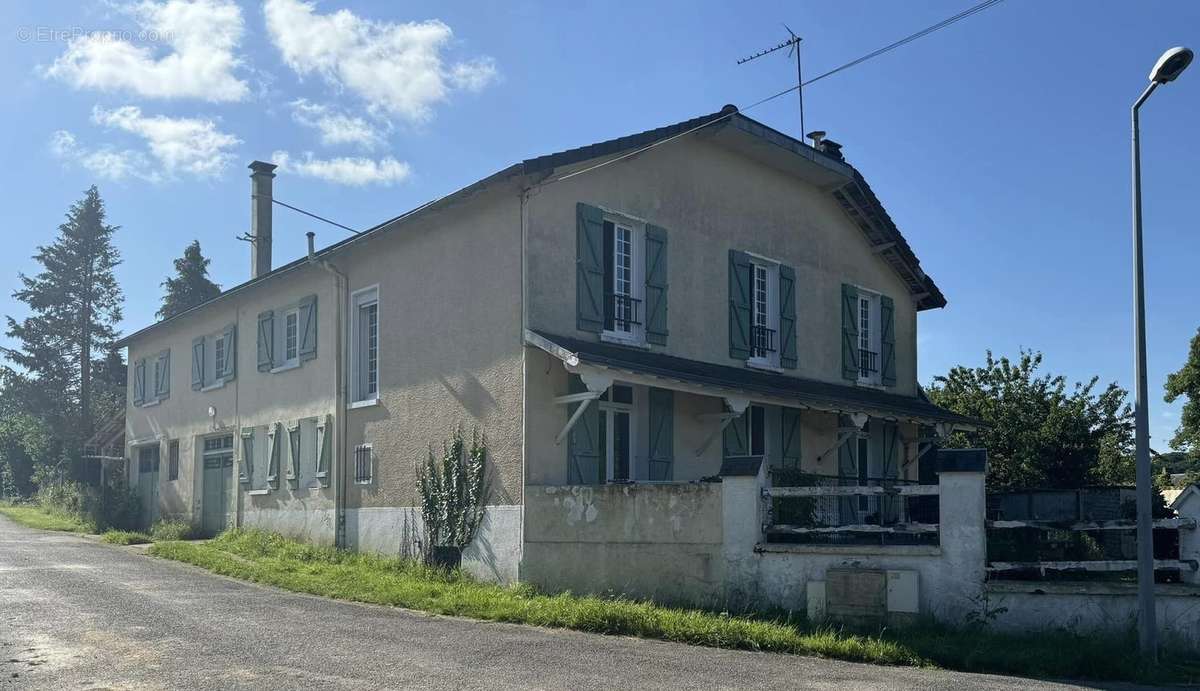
[
  {"left": 283, "top": 308, "right": 300, "bottom": 366},
  {"left": 602, "top": 217, "right": 644, "bottom": 342},
  {"left": 749, "top": 259, "right": 779, "bottom": 367},
  {"left": 597, "top": 385, "right": 635, "bottom": 482},
  {"left": 213, "top": 333, "right": 226, "bottom": 378},
  {"left": 857, "top": 291, "right": 881, "bottom": 384},
  {"left": 351, "top": 287, "right": 379, "bottom": 403}
]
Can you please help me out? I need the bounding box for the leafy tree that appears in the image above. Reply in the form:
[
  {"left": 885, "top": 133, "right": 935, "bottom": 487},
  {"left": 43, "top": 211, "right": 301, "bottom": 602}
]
[
  {"left": 2, "top": 186, "right": 122, "bottom": 482},
  {"left": 157, "top": 240, "right": 220, "bottom": 319},
  {"left": 1165, "top": 327, "right": 1200, "bottom": 456},
  {"left": 926, "top": 350, "right": 1134, "bottom": 489}
]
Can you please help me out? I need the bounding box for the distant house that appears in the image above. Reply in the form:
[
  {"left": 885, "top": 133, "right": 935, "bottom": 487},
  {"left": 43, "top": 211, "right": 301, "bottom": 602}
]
[{"left": 114, "top": 105, "right": 976, "bottom": 598}]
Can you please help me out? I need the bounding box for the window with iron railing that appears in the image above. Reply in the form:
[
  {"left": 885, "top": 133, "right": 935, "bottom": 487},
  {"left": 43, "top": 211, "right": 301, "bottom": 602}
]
[
  {"left": 751, "top": 325, "right": 777, "bottom": 358},
  {"left": 859, "top": 348, "right": 879, "bottom": 379},
  {"left": 604, "top": 293, "right": 642, "bottom": 334}
]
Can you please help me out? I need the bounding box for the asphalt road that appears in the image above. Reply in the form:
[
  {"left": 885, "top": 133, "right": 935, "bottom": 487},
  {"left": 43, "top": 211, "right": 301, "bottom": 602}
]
[{"left": 0, "top": 515, "right": 1155, "bottom": 690}]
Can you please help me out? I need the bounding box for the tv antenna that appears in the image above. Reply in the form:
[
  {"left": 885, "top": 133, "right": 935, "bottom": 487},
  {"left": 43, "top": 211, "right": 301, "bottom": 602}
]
[{"left": 737, "top": 25, "right": 805, "bottom": 138}]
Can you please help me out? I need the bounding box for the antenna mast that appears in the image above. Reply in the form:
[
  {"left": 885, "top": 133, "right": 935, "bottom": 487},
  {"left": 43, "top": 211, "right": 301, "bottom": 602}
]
[{"left": 737, "top": 26, "right": 805, "bottom": 137}]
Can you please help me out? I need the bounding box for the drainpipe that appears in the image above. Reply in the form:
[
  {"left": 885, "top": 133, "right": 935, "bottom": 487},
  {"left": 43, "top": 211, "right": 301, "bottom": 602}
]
[{"left": 307, "top": 232, "right": 350, "bottom": 548}]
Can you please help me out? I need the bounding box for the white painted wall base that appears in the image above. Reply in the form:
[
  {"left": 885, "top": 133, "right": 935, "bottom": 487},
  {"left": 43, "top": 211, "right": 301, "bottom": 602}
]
[
  {"left": 344, "top": 505, "right": 522, "bottom": 584},
  {"left": 241, "top": 507, "right": 336, "bottom": 546}
]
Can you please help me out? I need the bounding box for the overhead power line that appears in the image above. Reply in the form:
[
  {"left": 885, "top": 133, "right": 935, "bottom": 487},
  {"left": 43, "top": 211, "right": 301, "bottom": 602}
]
[
  {"left": 551, "top": 0, "right": 1004, "bottom": 185},
  {"left": 268, "top": 0, "right": 1006, "bottom": 232}
]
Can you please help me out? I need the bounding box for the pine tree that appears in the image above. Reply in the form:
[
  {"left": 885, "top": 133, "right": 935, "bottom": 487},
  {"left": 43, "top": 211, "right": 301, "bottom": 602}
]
[
  {"left": 3, "top": 186, "right": 122, "bottom": 482},
  {"left": 158, "top": 240, "right": 221, "bottom": 319}
]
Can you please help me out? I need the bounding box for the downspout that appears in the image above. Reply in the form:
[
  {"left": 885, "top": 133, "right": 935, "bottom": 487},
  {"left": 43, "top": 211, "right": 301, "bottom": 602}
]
[{"left": 307, "top": 232, "right": 349, "bottom": 548}]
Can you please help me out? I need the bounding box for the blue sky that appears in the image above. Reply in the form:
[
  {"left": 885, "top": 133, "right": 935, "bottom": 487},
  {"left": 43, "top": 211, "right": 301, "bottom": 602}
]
[{"left": 2, "top": 0, "right": 1198, "bottom": 450}]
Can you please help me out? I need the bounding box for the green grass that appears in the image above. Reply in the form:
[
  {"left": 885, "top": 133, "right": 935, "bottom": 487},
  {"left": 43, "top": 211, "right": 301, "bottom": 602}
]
[
  {"left": 100, "top": 530, "right": 154, "bottom": 545},
  {"left": 0, "top": 502, "right": 95, "bottom": 533},
  {"left": 150, "top": 529, "right": 1200, "bottom": 684},
  {"left": 149, "top": 520, "right": 197, "bottom": 542}
]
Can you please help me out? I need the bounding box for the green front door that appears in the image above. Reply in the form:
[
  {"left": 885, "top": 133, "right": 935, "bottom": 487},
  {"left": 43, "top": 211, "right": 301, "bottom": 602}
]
[
  {"left": 201, "top": 435, "right": 234, "bottom": 537},
  {"left": 137, "top": 445, "right": 160, "bottom": 529}
]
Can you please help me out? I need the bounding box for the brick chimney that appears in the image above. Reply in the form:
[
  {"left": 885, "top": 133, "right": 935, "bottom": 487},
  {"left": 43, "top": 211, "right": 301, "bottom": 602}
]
[{"left": 249, "top": 160, "right": 277, "bottom": 279}]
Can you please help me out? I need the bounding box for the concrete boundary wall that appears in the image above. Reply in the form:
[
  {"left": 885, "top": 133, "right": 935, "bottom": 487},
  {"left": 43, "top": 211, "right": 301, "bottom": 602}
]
[
  {"left": 985, "top": 581, "right": 1200, "bottom": 649},
  {"left": 522, "top": 484, "right": 726, "bottom": 605}
]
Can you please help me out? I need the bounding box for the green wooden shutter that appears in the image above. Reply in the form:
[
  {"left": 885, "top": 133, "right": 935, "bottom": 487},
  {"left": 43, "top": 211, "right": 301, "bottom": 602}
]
[
  {"left": 566, "top": 376, "right": 602, "bottom": 484},
  {"left": 779, "top": 265, "right": 798, "bottom": 369},
  {"left": 874, "top": 421, "right": 900, "bottom": 522},
  {"left": 132, "top": 359, "right": 145, "bottom": 406},
  {"left": 155, "top": 351, "right": 170, "bottom": 399},
  {"left": 722, "top": 407, "right": 749, "bottom": 457},
  {"left": 647, "top": 387, "right": 674, "bottom": 481},
  {"left": 780, "top": 407, "right": 802, "bottom": 470},
  {"left": 880, "top": 295, "right": 896, "bottom": 387},
  {"left": 257, "top": 310, "right": 274, "bottom": 372},
  {"left": 644, "top": 225, "right": 669, "bottom": 345},
  {"left": 837, "top": 415, "right": 858, "bottom": 523},
  {"left": 576, "top": 203, "right": 605, "bottom": 333},
  {"left": 728, "top": 250, "right": 752, "bottom": 360},
  {"left": 841, "top": 284, "right": 860, "bottom": 381},
  {"left": 221, "top": 324, "right": 237, "bottom": 380},
  {"left": 298, "top": 295, "right": 317, "bottom": 362},
  {"left": 191, "top": 337, "right": 205, "bottom": 390}
]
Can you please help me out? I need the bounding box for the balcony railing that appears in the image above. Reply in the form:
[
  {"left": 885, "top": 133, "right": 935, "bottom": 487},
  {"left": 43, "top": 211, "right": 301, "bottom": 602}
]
[
  {"left": 604, "top": 293, "right": 642, "bottom": 332},
  {"left": 859, "top": 348, "right": 878, "bottom": 378},
  {"left": 751, "top": 325, "right": 777, "bottom": 357}
]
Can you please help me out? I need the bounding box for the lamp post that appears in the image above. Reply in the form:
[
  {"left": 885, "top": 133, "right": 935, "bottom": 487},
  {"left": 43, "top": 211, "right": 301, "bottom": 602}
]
[{"left": 1131, "top": 45, "right": 1192, "bottom": 660}]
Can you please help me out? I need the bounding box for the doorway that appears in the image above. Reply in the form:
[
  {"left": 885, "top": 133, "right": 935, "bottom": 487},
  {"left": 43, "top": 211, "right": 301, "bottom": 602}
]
[
  {"left": 200, "top": 435, "right": 234, "bottom": 536},
  {"left": 137, "top": 444, "right": 160, "bottom": 529}
]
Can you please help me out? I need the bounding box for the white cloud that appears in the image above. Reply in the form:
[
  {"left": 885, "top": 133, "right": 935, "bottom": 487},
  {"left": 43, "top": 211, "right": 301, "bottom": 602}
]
[
  {"left": 50, "top": 130, "right": 157, "bottom": 182},
  {"left": 264, "top": 0, "right": 498, "bottom": 122},
  {"left": 289, "top": 99, "right": 382, "bottom": 149},
  {"left": 91, "top": 105, "right": 241, "bottom": 177},
  {"left": 44, "top": 0, "right": 248, "bottom": 102},
  {"left": 51, "top": 106, "right": 240, "bottom": 182},
  {"left": 271, "top": 150, "right": 411, "bottom": 186}
]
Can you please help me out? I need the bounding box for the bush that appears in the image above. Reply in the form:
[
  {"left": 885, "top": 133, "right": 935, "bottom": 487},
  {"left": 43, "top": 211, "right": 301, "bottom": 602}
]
[
  {"left": 35, "top": 480, "right": 140, "bottom": 532},
  {"left": 150, "top": 520, "right": 196, "bottom": 541}
]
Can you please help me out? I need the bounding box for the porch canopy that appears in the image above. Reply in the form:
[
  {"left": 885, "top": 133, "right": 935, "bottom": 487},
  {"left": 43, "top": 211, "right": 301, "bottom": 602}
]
[{"left": 526, "top": 329, "right": 980, "bottom": 449}]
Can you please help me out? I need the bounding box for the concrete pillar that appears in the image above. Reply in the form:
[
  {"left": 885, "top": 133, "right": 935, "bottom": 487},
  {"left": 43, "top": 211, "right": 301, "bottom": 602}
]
[
  {"left": 935, "top": 449, "right": 988, "bottom": 621},
  {"left": 1174, "top": 487, "right": 1200, "bottom": 585},
  {"left": 721, "top": 460, "right": 765, "bottom": 599}
]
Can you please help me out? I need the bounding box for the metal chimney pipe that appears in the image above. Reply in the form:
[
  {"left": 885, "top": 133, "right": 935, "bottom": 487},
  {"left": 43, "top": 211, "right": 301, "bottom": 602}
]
[{"left": 249, "top": 161, "right": 277, "bottom": 279}]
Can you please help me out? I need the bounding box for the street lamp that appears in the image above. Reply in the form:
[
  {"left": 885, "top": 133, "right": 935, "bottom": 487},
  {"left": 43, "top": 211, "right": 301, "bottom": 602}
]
[{"left": 1131, "top": 45, "right": 1192, "bottom": 660}]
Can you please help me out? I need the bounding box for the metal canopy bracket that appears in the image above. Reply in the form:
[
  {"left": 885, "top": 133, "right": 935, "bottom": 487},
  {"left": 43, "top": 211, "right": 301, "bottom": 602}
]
[
  {"left": 695, "top": 396, "right": 750, "bottom": 457},
  {"left": 553, "top": 368, "right": 613, "bottom": 446}
]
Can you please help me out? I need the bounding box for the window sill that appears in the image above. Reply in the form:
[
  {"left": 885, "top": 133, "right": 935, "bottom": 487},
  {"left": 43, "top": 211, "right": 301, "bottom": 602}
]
[
  {"left": 746, "top": 358, "right": 783, "bottom": 373},
  {"left": 600, "top": 332, "right": 649, "bottom": 349},
  {"left": 138, "top": 398, "right": 163, "bottom": 408},
  {"left": 270, "top": 361, "right": 301, "bottom": 374},
  {"left": 200, "top": 380, "right": 228, "bottom": 393},
  {"left": 353, "top": 480, "right": 373, "bottom": 486},
  {"left": 349, "top": 398, "right": 379, "bottom": 410},
  {"left": 247, "top": 489, "right": 270, "bottom": 496}
]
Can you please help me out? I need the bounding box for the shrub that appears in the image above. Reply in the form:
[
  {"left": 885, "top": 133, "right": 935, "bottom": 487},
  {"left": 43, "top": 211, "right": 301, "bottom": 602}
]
[
  {"left": 150, "top": 520, "right": 196, "bottom": 541},
  {"left": 417, "top": 427, "right": 488, "bottom": 550},
  {"left": 34, "top": 479, "right": 140, "bottom": 532}
]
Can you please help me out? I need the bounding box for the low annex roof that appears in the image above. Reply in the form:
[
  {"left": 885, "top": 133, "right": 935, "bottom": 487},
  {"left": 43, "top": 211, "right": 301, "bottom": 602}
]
[{"left": 117, "top": 105, "right": 944, "bottom": 347}]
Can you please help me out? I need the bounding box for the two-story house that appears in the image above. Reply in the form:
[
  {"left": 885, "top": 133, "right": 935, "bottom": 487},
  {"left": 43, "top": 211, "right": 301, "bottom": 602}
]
[{"left": 116, "top": 105, "right": 977, "bottom": 603}]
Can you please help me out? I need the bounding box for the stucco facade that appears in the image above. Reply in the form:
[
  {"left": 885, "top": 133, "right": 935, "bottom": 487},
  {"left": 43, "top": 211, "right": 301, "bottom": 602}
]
[{"left": 119, "top": 109, "right": 956, "bottom": 600}]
